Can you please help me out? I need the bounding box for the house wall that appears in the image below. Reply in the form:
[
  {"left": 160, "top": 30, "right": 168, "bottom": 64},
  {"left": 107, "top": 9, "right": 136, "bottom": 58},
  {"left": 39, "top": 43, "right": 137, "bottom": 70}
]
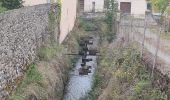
[
  {"left": 117, "top": 0, "right": 147, "bottom": 15},
  {"left": 59, "top": 0, "right": 77, "bottom": 43},
  {"left": 84, "top": 0, "right": 104, "bottom": 12}
]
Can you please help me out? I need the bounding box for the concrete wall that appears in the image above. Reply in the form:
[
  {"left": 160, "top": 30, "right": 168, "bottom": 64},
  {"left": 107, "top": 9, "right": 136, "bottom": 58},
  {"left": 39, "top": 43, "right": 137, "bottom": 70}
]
[
  {"left": 59, "top": 0, "right": 77, "bottom": 43},
  {"left": 117, "top": 0, "right": 147, "bottom": 15},
  {"left": 0, "top": 4, "right": 53, "bottom": 98},
  {"left": 84, "top": 0, "right": 104, "bottom": 12}
]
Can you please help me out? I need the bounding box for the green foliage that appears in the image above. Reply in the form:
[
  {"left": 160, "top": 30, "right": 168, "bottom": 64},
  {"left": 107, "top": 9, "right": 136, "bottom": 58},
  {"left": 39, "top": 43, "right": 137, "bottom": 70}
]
[
  {"left": 90, "top": 42, "right": 168, "bottom": 99},
  {"left": 56, "top": 0, "right": 61, "bottom": 23},
  {"left": 7, "top": 64, "right": 43, "bottom": 100},
  {"left": 0, "top": 2, "right": 7, "bottom": 13},
  {"left": 0, "top": 0, "right": 22, "bottom": 10},
  {"left": 151, "top": 0, "right": 170, "bottom": 14},
  {"left": 8, "top": 95, "right": 24, "bottom": 100},
  {"left": 92, "top": 73, "right": 102, "bottom": 89},
  {"left": 19, "top": 64, "right": 42, "bottom": 89},
  {"left": 89, "top": 72, "right": 102, "bottom": 100},
  {"left": 150, "top": 89, "right": 167, "bottom": 100},
  {"left": 38, "top": 45, "right": 63, "bottom": 61},
  {"left": 78, "top": 18, "right": 97, "bottom": 31},
  {"left": 105, "top": 0, "right": 118, "bottom": 43},
  {"left": 133, "top": 81, "right": 149, "bottom": 95},
  {"left": 48, "top": 0, "right": 62, "bottom": 42},
  {"left": 165, "top": 6, "right": 170, "bottom": 15},
  {"left": 25, "top": 64, "right": 42, "bottom": 84}
]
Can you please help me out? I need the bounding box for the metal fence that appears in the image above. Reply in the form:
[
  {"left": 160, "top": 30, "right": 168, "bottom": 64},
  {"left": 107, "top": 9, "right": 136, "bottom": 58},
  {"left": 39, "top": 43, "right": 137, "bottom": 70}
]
[{"left": 117, "top": 12, "right": 170, "bottom": 77}]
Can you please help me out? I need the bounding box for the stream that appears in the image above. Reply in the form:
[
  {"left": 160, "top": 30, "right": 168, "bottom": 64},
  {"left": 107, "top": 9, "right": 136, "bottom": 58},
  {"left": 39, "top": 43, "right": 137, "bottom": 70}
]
[
  {"left": 63, "top": 55, "right": 97, "bottom": 100},
  {"left": 63, "top": 36, "right": 98, "bottom": 100}
]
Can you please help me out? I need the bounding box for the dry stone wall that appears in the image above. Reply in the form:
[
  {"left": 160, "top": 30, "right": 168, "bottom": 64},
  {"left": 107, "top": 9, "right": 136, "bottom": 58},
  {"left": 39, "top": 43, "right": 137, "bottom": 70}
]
[{"left": 0, "top": 4, "right": 54, "bottom": 98}]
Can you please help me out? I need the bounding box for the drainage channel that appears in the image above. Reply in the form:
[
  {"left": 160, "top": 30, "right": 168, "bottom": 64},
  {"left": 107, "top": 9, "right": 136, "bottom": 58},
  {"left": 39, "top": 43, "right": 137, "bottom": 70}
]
[
  {"left": 63, "top": 36, "right": 98, "bottom": 100},
  {"left": 63, "top": 55, "right": 97, "bottom": 100}
]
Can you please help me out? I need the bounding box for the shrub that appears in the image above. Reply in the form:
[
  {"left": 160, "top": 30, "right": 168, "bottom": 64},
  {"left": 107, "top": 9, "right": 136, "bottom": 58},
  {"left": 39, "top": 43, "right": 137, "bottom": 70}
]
[
  {"left": 78, "top": 18, "right": 97, "bottom": 31},
  {"left": 0, "top": 0, "right": 23, "bottom": 10},
  {"left": 0, "top": 2, "right": 7, "bottom": 13}
]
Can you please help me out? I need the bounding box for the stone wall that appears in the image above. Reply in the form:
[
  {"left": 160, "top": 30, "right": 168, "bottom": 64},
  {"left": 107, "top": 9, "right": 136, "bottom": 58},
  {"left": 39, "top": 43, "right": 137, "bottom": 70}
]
[{"left": 0, "top": 4, "right": 53, "bottom": 98}]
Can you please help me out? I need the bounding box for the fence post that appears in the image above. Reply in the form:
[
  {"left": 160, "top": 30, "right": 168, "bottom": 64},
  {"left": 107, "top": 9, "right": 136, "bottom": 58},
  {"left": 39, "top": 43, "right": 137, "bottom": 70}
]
[
  {"left": 118, "top": 12, "right": 121, "bottom": 34},
  {"left": 141, "top": 15, "right": 147, "bottom": 59},
  {"left": 151, "top": 27, "right": 161, "bottom": 77},
  {"left": 130, "top": 14, "right": 133, "bottom": 41},
  {"left": 127, "top": 15, "right": 130, "bottom": 42}
]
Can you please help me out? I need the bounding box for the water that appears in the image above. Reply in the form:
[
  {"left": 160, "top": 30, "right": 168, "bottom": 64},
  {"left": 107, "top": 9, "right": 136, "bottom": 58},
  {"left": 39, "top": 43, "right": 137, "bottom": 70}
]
[{"left": 63, "top": 55, "right": 97, "bottom": 100}]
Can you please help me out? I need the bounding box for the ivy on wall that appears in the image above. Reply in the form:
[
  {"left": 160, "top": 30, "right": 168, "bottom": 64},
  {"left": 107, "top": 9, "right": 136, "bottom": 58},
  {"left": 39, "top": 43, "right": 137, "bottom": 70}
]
[{"left": 48, "top": 0, "right": 61, "bottom": 43}]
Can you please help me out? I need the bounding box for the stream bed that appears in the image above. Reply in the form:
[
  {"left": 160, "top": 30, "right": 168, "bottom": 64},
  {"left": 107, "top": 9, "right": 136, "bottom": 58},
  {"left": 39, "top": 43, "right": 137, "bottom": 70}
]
[{"left": 63, "top": 55, "right": 97, "bottom": 100}]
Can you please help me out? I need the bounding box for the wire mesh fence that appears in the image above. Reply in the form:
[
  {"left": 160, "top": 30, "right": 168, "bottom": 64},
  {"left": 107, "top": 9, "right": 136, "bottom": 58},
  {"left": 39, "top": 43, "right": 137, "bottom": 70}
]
[{"left": 117, "top": 12, "right": 170, "bottom": 77}]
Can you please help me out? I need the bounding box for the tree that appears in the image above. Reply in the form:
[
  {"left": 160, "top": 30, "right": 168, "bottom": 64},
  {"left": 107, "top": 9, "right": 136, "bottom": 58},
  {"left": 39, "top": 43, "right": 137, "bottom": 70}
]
[
  {"left": 0, "top": 0, "right": 23, "bottom": 10},
  {"left": 151, "top": 0, "right": 170, "bottom": 14},
  {"left": 105, "top": 0, "right": 118, "bottom": 43}
]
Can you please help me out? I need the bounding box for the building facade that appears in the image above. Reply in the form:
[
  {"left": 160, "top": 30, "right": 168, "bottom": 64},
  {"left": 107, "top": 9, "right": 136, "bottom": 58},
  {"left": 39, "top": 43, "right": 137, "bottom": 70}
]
[
  {"left": 59, "top": 0, "right": 77, "bottom": 43},
  {"left": 80, "top": 0, "right": 104, "bottom": 12},
  {"left": 117, "top": 0, "right": 147, "bottom": 15}
]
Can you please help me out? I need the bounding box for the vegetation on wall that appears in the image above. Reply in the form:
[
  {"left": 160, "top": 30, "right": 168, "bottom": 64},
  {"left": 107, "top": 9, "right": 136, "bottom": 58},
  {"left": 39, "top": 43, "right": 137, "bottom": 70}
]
[{"left": 48, "top": 0, "right": 62, "bottom": 43}]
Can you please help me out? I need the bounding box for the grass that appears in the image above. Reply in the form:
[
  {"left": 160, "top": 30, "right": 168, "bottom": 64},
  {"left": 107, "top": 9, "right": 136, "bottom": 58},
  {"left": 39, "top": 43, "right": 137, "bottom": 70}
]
[
  {"left": 24, "top": 64, "right": 42, "bottom": 84},
  {"left": 38, "top": 44, "right": 63, "bottom": 61},
  {"left": 7, "top": 43, "right": 77, "bottom": 99},
  {"left": 160, "top": 32, "right": 170, "bottom": 40},
  {"left": 7, "top": 64, "right": 44, "bottom": 100},
  {"left": 150, "top": 28, "right": 170, "bottom": 41},
  {"left": 89, "top": 41, "right": 168, "bottom": 100},
  {"left": 89, "top": 72, "right": 102, "bottom": 100}
]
